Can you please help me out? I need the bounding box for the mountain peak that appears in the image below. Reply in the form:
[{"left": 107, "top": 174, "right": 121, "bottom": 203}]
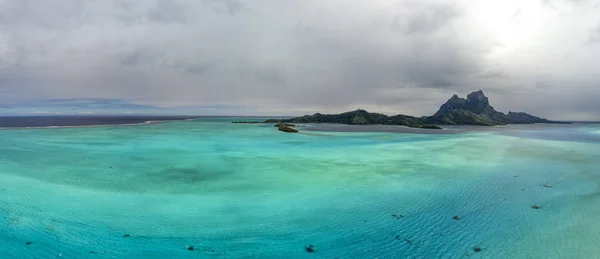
[
  {"left": 434, "top": 94, "right": 466, "bottom": 117},
  {"left": 427, "top": 90, "right": 563, "bottom": 125},
  {"left": 464, "top": 90, "right": 491, "bottom": 113},
  {"left": 434, "top": 90, "right": 494, "bottom": 116},
  {"left": 466, "top": 90, "right": 487, "bottom": 103}
]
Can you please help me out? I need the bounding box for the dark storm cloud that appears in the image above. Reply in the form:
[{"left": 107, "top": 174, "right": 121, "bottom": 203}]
[
  {"left": 274, "top": 1, "right": 492, "bottom": 109},
  {"left": 0, "top": 0, "right": 599, "bottom": 119}
]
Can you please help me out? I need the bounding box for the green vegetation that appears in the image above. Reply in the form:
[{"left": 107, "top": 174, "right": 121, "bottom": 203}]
[{"left": 424, "top": 109, "right": 505, "bottom": 126}]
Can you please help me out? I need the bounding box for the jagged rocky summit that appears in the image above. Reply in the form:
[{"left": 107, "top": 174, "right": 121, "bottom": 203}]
[
  {"left": 263, "top": 90, "right": 569, "bottom": 128},
  {"left": 424, "top": 90, "right": 567, "bottom": 126}
]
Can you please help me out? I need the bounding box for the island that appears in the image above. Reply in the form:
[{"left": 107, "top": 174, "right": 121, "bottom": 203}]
[
  {"left": 421, "top": 90, "right": 568, "bottom": 126},
  {"left": 261, "top": 91, "right": 569, "bottom": 129}
]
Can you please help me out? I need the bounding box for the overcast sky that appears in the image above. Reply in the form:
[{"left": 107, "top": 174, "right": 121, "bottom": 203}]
[{"left": 1, "top": 0, "right": 599, "bottom": 120}]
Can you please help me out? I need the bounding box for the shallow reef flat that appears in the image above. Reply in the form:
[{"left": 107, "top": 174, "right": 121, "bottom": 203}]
[{"left": 1, "top": 119, "right": 599, "bottom": 258}]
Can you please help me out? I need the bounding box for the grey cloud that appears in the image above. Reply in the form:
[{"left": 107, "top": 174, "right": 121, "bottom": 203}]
[
  {"left": 182, "top": 61, "right": 219, "bottom": 74},
  {"left": 0, "top": 0, "right": 599, "bottom": 120},
  {"left": 534, "top": 74, "right": 556, "bottom": 89},
  {"left": 589, "top": 24, "right": 600, "bottom": 43},
  {"left": 147, "top": 0, "right": 189, "bottom": 23},
  {"left": 120, "top": 51, "right": 148, "bottom": 66},
  {"left": 477, "top": 71, "right": 507, "bottom": 79},
  {"left": 209, "top": 0, "right": 250, "bottom": 15},
  {"left": 543, "top": 0, "right": 596, "bottom": 11},
  {"left": 282, "top": 5, "right": 492, "bottom": 102},
  {"left": 253, "top": 66, "right": 288, "bottom": 84},
  {"left": 398, "top": 2, "right": 463, "bottom": 34},
  {"left": 507, "top": 82, "right": 600, "bottom": 121}
]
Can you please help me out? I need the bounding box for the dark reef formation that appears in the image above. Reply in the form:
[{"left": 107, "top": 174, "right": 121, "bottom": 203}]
[
  {"left": 263, "top": 90, "right": 570, "bottom": 127},
  {"left": 304, "top": 245, "right": 315, "bottom": 253},
  {"left": 392, "top": 214, "right": 404, "bottom": 219},
  {"left": 275, "top": 123, "right": 299, "bottom": 133}
]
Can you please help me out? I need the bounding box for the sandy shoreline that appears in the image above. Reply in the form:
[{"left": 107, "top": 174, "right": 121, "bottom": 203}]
[
  {"left": 299, "top": 123, "right": 471, "bottom": 134},
  {"left": 297, "top": 122, "right": 589, "bottom": 134}
]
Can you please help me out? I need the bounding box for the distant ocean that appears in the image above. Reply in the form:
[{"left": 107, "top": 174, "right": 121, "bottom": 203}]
[
  {"left": 0, "top": 115, "right": 205, "bottom": 128},
  {"left": 1, "top": 117, "right": 599, "bottom": 258}
]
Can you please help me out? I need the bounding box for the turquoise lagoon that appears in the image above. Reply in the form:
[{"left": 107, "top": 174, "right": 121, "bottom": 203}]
[{"left": 1, "top": 119, "right": 600, "bottom": 258}]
